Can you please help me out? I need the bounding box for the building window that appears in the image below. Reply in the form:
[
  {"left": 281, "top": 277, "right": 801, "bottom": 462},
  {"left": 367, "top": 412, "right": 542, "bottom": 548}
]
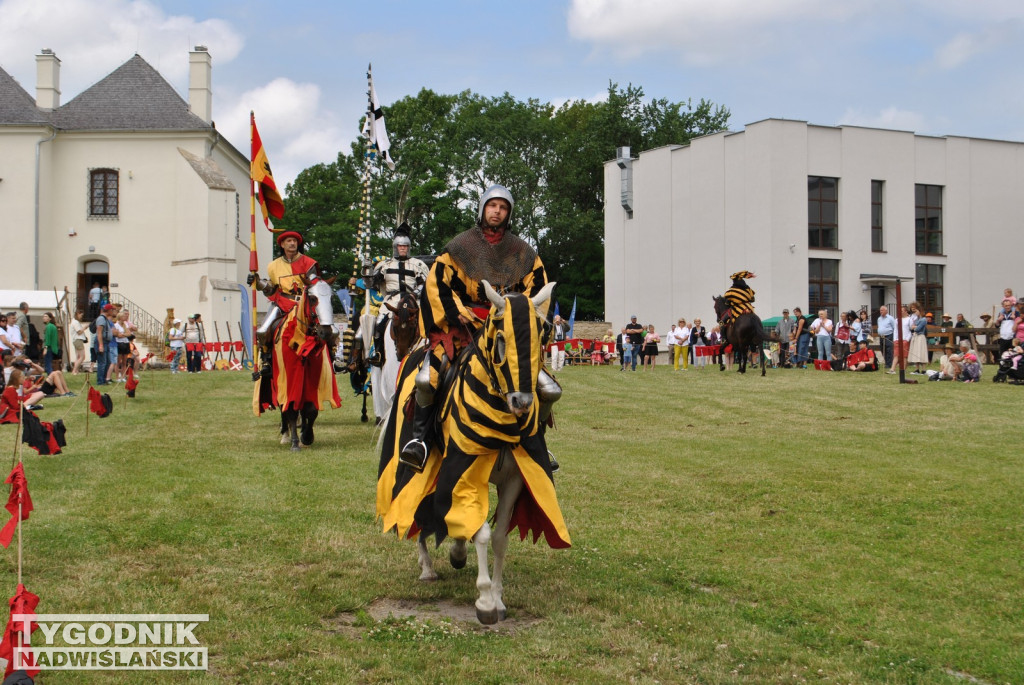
[
  {"left": 871, "top": 180, "right": 884, "bottom": 252},
  {"left": 89, "top": 169, "right": 119, "bottom": 217},
  {"left": 808, "top": 258, "right": 839, "bottom": 322},
  {"left": 808, "top": 176, "right": 838, "bottom": 249},
  {"left": 915, "top": 184, "right": 942, "bottom": 255},
  {"left": 916, "top": 263, "right": 944, "bottom": 314}
]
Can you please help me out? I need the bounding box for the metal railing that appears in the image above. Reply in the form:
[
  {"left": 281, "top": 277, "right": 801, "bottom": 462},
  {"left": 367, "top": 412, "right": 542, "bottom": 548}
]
[{"left": 105, "top": 293, "right": 165, "bottom": 349}]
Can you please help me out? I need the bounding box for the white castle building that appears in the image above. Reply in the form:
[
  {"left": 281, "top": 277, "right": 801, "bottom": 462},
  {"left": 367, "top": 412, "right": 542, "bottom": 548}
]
[
  {"left": 0, "top": 48, "right": 271, "bottom": 345},
  {"left": 604, "top": 118, "right": 1024, "bottom": 329}
]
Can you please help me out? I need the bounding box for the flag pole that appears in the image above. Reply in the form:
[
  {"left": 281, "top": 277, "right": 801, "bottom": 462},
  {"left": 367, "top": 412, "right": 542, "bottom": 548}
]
[
  {"left": 249, "top": 111, "right": 260, "bottom": 374},
  {"left": 356, "top": 65, "right": 375, "bottom": 321},
  {"left": 16, "top": 404, "right": 23, "bottom": 586}
]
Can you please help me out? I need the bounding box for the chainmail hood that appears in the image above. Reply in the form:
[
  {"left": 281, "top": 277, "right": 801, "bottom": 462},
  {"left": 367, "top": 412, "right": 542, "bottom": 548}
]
[{"left": 443, "top": 228, "right": 538, "bottom": 292}]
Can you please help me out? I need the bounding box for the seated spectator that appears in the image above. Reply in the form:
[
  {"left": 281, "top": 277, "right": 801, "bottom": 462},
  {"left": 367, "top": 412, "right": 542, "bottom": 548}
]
[
  {"left": 845, "top": 340, "right": 878, "bottom": 371},
  {"left": 959, "top": 353, "right": 982, "bottom": 382},
  {"left": 930, "top": 344, "right": 963, "bottom": 381},
  {"left": 0, "top": 368, "right": 45, "bottom": 414},
  {"left": 14, "top": 356, "right": 74, "bottom": 397}
]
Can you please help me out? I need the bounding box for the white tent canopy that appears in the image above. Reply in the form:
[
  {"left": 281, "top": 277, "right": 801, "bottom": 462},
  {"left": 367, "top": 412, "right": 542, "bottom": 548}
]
[{"left": 0, "top": 290, "right": 66, "bottom": 313}]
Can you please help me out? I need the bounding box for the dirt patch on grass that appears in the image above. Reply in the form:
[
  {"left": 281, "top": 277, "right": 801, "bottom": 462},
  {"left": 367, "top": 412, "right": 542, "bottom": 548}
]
[{"left": 328, "top": 598, "right": 543, "bottom": 635}]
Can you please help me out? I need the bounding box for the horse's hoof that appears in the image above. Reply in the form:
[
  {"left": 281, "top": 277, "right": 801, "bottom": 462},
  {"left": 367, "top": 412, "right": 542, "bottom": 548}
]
[
  {"left": 498, "top": 608, "right": 507, "bottom": 621},
  {"left": 450, "top": 550, "right": 467, "bottom": 570},
  {"left": 290, "top": 444, "right": 301, "bottom": 452},
  {"left": 280, "top": 434, "right": 290, "bottom": 445},
  {"left": 476, "top": 607, "right": 499, "bottom": 625},
  {"left": 418, "top": 572, "right": 438, "bottom": 582},
  {"left": 300, "top": 425, "right": 314, "bottom": 446}
]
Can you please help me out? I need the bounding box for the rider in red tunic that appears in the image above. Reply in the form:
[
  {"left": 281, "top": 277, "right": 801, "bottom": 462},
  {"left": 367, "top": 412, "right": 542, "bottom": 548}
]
[{"left": 247, "top": 231, "right": 323, "bottom": 374}]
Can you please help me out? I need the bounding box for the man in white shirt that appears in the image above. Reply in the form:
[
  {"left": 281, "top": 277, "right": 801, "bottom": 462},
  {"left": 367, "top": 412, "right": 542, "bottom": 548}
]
[
  {"left": 4, "top": 313, "right": 25, "bottom": 355},
  {"left": 550, "top": 315, "right": 568, "bottom": 372}
]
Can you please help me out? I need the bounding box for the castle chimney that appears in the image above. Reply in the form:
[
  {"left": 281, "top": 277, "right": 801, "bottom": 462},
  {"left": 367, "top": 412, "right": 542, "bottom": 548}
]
[
  {"left": 35, "top": 49, "right": 61, "bottom": 110},
  {"left": 188, "top": 46, "right": 212, "bottom": 124}
]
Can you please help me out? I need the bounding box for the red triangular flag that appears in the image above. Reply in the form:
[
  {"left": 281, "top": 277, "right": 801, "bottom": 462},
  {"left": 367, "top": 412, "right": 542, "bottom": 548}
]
[
  {"left": 0, "top": 465, "right": 32, "bottom": 549},
  {"left": 0, "top": 583, "right": 40, "bottom": 678},
  {"left": 125, "top": 367, "right": 139, "bottom": 391}
]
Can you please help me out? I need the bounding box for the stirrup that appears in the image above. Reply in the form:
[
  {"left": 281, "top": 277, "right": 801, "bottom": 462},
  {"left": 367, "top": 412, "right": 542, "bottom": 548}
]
[
  {"left": 547, "top": 450, "right": 559, "bottom": 473},
  {"left": 399, "top": 439, "right": 429, "bottom": 472},
  {"left": 367, "top": 350, "right": 383, "bottom": 368}
]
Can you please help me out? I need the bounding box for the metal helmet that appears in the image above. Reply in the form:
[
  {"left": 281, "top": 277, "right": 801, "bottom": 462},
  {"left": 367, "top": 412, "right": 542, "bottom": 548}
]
[
  {"left": 477, "top": 184, "right": 514, "bottom": 228},
  {"left": 392, "top": 222, "right": 412, "bottom": 259}
]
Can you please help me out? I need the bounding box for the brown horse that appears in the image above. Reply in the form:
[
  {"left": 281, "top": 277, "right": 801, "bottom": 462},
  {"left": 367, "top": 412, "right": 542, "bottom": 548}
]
[{"left": 712, "top": 295, "right": 767, "bottom": 376}]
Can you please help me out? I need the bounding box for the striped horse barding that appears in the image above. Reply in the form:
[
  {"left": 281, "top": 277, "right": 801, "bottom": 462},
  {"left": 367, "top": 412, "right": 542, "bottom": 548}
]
[{"left": 376, "top": 280, "right": 570, "bottom": 624}]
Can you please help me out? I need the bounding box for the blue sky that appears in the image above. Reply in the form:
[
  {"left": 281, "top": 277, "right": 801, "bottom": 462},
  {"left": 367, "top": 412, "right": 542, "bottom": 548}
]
[{"left": 3, "top": 0, "right": 1024, "bottom": 190}]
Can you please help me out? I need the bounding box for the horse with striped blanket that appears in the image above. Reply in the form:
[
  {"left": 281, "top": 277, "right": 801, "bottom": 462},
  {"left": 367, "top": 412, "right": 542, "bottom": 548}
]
[{"left": 376, "top": 280, "right": 570, "bottom": 624}]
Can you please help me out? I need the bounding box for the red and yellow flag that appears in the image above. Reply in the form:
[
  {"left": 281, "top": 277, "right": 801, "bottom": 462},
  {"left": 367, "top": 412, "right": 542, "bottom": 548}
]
[{"left": 251, "top": 117, "right": 285, "bottom": 229}]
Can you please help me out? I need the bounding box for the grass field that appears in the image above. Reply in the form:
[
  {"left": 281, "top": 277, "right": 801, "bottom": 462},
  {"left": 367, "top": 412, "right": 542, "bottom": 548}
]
[{"left": 7, "top": 361, "right": 1022, "bottom": 684}]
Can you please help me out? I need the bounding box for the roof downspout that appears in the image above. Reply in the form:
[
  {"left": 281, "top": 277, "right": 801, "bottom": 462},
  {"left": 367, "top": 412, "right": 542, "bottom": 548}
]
[{"left": 35, "top": 126, "right": 57, "bottom": 290}]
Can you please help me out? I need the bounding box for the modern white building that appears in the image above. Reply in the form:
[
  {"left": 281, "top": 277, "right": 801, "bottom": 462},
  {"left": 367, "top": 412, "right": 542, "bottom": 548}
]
[
  {"left": 604, "top": 118, "right": 1024, "bottom": 330},
  {"left": 0, "top": 48, "right": 271, "bottom": 345}
]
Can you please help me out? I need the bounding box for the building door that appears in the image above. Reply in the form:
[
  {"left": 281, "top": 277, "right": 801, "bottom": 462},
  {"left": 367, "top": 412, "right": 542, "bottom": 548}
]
[
  {"left": 870, "top": 285, "right": 886, "bottom": 323},
  {"left": 77, "top": 260, "right": 109, "bottom": 316}
]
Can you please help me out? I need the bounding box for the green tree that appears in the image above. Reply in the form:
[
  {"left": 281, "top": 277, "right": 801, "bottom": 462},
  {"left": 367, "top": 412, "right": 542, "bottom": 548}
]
[{"left": 283, "top": 82, "right": 730, "bottom": 320}]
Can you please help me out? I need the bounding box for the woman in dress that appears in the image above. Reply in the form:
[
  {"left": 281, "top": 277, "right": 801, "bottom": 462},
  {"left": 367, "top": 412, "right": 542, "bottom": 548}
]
[
  {"left": 642, "top": 324, "right": 660, "bottom": 370},
  {"left": 907, "top": 302, "right": 929, "bottom": 374}
]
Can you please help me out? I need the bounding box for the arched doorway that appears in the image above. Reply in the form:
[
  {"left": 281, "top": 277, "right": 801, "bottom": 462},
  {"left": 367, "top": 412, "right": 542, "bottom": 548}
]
[{"left": 77, "top": 258, "right": 109, "bottom": 318}]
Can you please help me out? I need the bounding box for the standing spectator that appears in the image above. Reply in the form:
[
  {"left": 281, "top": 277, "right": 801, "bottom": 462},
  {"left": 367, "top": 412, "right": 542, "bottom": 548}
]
[
  {"left": 642, "top": 324, "right": 660, "bottom": 370},
  {"left": 41, "top": 312, "right": 59, "bottom": 374},
  {"left": 183, "top": 314, "right": 203, "bottom": 373},
  {"left": 995, "top": 298, "right": 1017, "bottom": 357},
  {"left": 908, "top": 303, "right": 929, "bottom": 374},
  {"left": 791, "top": 307, "right": 811, "bottom": 368},
  {"left": 113, "top": 310, "right": 131, "bottom": 382},
  {"left": 100, "top": 286, "right": 110, "bottom": 308},
  {"left": 888, "top": 305, "right": 912, "bottom": 374},
  {"left": 14, "top": 303, "right": 30, "bottom": 353},
  {"left": 689, "top": 319, "right": 707, "bottom": 368},
  {"left": 875, "top": 305, "right": 896, "bottom": 371},
  {"left": 708, "top": 325, "right": 723, "bottom": 367},
  {"left": 4, "top": 312, "right": 26, "bottom": 356},
  {"left": 94, "top": 304, "right": 114, "bottom": 386},
  {"left": 810, "top": 309, "right": 834, "bottom": 363},
  {"left": 625, "top": 316, "right": 644, "bottom": 372},
  {"left": 856, "top": 310, "right": 871, "bottom": 345},
  {"left": 549, "top": 315, "right": 568, "bottom": 372},
  {"left": 775, "top": 309, "right": 794, "bottom": 367},
  {"left": 676, "top": 319, "right": 691, "bottom": 370},
  {"left": 847, "top": 311, "right": 863, "bottom": 354},
  {"left": 88, "top": 282, "right": 103, "bottom": 319},
  {"left": 0, "top": 314, "right": 16, "bottom": 356},
  {"left": 833, "top": 311, "right": 853, "bottom": 360},
  {"left": 69, "top": 309, "right": 89, "bottom": 375},
  {"left": 615, "top": 327, "right": 628, "bottom": 371},
  {"left": 665, "top": 323, "right": 679, "bottom": 370},
  {"left": 168, "top": 318, "right": 185, "bottom": 374}
]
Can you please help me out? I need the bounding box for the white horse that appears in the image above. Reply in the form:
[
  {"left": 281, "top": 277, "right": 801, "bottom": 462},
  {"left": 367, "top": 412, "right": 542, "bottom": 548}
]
[{"left": 376, "top": 281, "right": 570, "bottom": 624}]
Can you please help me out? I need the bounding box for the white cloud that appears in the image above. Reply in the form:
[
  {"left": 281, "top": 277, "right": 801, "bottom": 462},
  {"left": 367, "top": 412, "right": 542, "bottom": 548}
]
[
  {"left": 0, "top": 0, "right": 242, "bottom": 94},
  {"left": 567, "top": 0, "right": 861, "bottom": 64},
  {"left": 934, "top": 22, "right": 1021, "bottom": 69},
  {"left": 838, "top": 106, "right": 930, "bottom": 133},
  {"left": 216, "top": 78, "right": 348, "bottom": 191}
]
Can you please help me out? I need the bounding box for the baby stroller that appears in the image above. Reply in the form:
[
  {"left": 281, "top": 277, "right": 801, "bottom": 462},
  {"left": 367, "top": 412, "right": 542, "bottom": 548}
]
[{"left": 993, "top": 348, "right": 1024, "bottom": 383}]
